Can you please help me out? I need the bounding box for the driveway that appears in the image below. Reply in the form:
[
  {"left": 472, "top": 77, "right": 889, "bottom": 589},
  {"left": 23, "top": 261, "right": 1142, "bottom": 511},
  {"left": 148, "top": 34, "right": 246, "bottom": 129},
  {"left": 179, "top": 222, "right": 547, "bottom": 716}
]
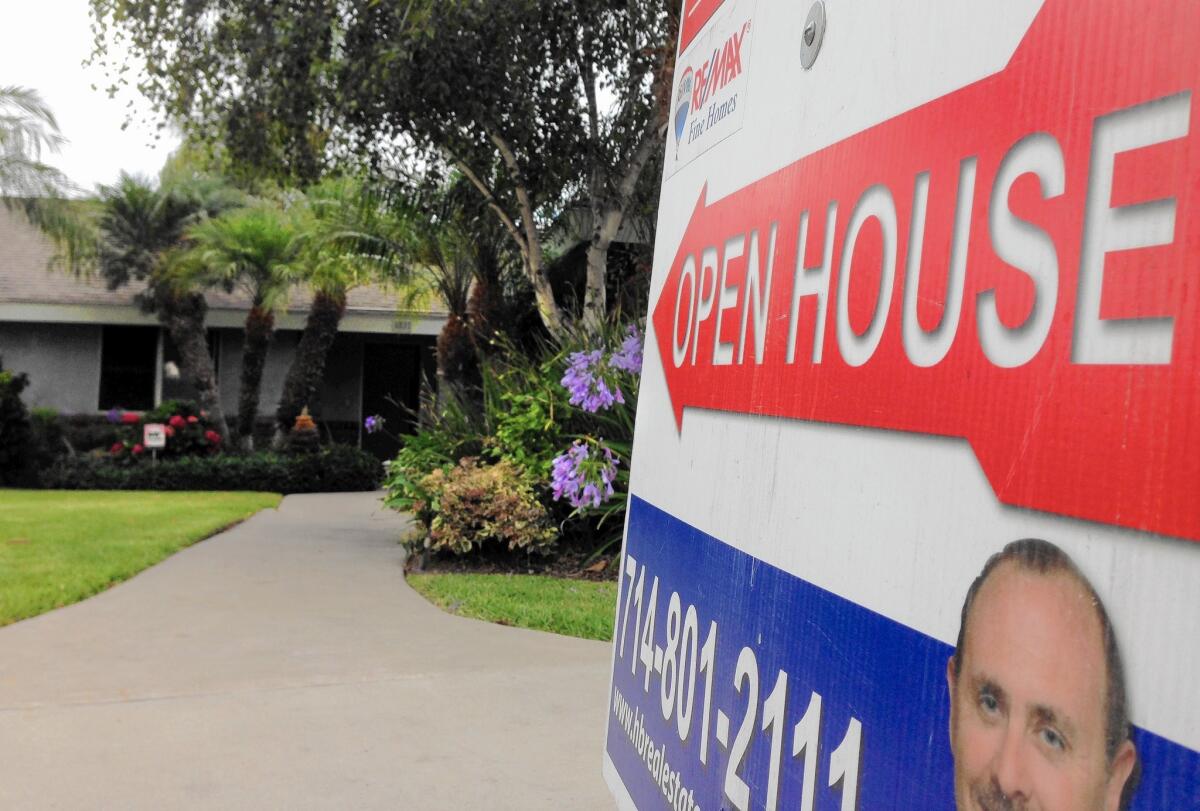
[{"left": 0, "top": 492, "right": 615, "bottom": 809}]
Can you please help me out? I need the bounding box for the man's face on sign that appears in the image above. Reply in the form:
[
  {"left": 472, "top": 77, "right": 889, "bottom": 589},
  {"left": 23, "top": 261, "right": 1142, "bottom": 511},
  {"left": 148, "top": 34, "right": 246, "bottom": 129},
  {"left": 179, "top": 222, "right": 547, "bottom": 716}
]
[{"left": 947, "top": 562, "right": 1136, "bottom": 811}]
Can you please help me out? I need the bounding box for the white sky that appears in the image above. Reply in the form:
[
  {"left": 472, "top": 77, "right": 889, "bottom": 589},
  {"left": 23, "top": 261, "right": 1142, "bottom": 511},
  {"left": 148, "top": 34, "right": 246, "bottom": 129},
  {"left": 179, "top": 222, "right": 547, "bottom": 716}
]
[{"left": 0, "top": 0, "right": 181, "bottom": 195}]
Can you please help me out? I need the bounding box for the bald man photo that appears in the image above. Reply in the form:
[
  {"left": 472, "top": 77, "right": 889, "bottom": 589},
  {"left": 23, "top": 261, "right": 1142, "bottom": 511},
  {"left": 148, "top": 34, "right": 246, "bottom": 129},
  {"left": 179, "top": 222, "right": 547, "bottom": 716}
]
[{"left": 947, "top": 539, "right": 1139, "bottom": 811}]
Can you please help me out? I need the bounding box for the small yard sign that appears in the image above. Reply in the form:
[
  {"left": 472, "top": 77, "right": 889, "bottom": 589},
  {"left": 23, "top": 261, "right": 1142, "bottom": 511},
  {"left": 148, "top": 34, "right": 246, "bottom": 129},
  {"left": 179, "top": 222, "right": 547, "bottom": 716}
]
[
  {"left": 604, "top": 0, "right": 1200, "bottom": 808},
  {"left": 142, "top": 423, "right": 166, "bottom": 450}
]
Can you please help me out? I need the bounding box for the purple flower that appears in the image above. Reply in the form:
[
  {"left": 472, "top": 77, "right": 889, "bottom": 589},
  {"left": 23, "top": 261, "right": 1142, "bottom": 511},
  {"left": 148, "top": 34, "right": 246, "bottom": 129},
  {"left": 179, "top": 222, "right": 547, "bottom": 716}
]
[
  {"left": 105, "top": 407, "right": 123, "bottom": 424},
  {"left": 608, "top": 324, "right": 643, "bottom": 374},
  {"left": 364, "top": 414, "right": 384, "bottom": 434},
  {"left": 550, "top": 440, "right": 620, "bottom": 509},
  {"left": 561, "top": 350, "right": 624, "bottom": 414}
]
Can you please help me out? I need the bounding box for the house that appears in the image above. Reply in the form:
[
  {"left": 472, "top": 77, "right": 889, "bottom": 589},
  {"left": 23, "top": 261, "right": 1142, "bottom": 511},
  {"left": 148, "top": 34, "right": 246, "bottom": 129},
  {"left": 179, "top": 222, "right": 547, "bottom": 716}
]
[{"left": 0, "top": 206, "right": 444, "bottom": 460}]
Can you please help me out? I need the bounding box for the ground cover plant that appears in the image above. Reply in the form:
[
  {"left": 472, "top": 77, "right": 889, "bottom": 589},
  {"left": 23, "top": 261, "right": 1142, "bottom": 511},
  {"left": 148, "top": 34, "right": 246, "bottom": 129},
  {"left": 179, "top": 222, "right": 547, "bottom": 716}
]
[
  {"left": 0, "top": 490, "right": 280, "bottom": 625},
  {"left": 406, "top": 573, "right": 617, "bottom": 641}
]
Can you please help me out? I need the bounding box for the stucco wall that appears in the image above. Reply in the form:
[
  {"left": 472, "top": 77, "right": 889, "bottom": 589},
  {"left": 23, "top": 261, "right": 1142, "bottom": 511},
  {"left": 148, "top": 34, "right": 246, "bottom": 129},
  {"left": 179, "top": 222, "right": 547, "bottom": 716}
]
[
  {"left": 0, "top": 320, "right": 432, "bottom": 427},
  {"left": 214, "top": 330, "right": 379, "bottom": 423},
  {"left": 0, "top": 322, "right": 102, "bottom": 413},
  {"left": 216, "top": 328, "right": 303, "bottom": 418}
]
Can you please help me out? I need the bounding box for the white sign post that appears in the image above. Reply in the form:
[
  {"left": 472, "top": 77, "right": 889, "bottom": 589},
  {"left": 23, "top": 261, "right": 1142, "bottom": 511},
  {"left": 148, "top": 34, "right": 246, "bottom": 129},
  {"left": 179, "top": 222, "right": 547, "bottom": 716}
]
[{"left": 604, "top": 0, "right": 1200, "bottom": 808}]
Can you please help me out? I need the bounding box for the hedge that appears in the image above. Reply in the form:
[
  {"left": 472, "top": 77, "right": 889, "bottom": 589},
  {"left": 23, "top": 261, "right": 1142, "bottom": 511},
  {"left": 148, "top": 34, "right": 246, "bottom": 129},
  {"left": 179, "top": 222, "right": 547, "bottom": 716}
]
[{"left": 41, "top": 445, "right": 382, "bottom": 493}]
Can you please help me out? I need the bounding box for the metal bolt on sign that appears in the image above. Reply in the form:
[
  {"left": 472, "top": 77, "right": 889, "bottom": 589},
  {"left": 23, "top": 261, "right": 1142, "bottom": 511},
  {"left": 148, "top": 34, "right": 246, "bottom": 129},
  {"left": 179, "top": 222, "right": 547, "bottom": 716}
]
[{"left": 801, "top": 1, "right": 826, "bottom": 69}]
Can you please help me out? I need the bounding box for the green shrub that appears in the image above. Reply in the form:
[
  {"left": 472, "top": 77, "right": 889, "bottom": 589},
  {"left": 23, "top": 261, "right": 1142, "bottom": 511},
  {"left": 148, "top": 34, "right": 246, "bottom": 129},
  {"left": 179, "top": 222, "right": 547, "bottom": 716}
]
[
  {"left": 413, "top": 458, "right": 556, "bottom": 555},
  {"left": 59, "top": 414, "right": 123, "bottom": 454},
  {"left": 29, "top": 407, "right": 67, "bottom": 468},
  {"left": 41, "top": 444, "right": 381, "bottom": 493},
  {"left": 0, "top": 361, "right": 34, "bottom": 485},
  {"left": 483, "top": 345, "right": 571, "bottom": 481}
]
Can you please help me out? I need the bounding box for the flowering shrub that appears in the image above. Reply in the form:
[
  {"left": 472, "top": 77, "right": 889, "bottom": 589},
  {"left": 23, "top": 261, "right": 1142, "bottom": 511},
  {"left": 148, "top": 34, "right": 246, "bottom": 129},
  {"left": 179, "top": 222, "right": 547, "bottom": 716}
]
[
  {"left": 551, "top": 439, "right": 619, "bottom": 508},
  {"left": 413, "top": 458, "right": 556, "bottom": 555},
  {"left": 106, "top": 400, "right": 222, "bottom": 461},
  {"left": 562, "top": 349, "right": 625, "bottom": 412},
  {"left": 548, "top": 323, "right": 641, "bottom": 522},
  {"left": 384, "top": 321, "right": 643, "bottom": 559}
]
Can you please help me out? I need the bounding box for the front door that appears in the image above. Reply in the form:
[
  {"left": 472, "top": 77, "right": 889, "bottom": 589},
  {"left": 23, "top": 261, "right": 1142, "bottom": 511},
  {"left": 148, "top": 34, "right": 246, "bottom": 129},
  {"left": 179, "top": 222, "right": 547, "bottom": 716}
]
[{"left": 360, "top": 342, "right": 420, "bottom": 461}]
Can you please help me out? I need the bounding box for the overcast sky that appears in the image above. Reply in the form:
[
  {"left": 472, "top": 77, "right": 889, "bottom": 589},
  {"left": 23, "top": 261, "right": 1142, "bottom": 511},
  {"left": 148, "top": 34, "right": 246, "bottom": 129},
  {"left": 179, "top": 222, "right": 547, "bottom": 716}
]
[{"left": 0, "top": 0, "right": 181, "bottom": 195}]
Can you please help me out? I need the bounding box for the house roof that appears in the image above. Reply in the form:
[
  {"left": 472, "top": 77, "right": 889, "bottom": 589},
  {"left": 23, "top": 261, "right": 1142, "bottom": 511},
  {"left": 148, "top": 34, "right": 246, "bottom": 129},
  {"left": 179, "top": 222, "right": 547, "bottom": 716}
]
[{"left": 0, "top": 206, "right": 446, "bottom": 335}]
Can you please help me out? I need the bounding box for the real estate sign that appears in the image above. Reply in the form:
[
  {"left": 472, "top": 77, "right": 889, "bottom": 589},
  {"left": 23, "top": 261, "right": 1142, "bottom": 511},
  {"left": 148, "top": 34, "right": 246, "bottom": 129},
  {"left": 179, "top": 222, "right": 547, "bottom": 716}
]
[
  {"left": 604, "top": 0, "right": 1200, "bottom": 807},
  {"left": 143, "top": 423, "right": 167, "bottom": 450}
]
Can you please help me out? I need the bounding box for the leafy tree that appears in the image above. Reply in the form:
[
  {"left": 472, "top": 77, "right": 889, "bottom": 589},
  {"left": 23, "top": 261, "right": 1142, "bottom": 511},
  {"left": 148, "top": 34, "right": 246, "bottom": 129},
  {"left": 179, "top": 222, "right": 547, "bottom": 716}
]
[
  {"left": 87, "top": 0, "right": 675, "bottom": 341},
  {"left": 175, "top": 202, "right": 299, "bottom": 449}
]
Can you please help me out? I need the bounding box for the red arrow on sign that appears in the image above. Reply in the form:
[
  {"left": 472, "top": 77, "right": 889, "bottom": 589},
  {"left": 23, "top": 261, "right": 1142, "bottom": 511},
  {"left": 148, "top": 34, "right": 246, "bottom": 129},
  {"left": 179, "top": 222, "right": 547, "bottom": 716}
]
[{"left": 652, "top": 0, "right": 1200, "bottom": 542}]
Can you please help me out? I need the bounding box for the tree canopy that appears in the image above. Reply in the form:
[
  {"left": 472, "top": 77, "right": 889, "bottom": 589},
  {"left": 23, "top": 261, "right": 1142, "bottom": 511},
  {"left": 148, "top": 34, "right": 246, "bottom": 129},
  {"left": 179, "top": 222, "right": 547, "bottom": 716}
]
[{"left": 88, "top": 0, "right": 675, "bottom": 339}]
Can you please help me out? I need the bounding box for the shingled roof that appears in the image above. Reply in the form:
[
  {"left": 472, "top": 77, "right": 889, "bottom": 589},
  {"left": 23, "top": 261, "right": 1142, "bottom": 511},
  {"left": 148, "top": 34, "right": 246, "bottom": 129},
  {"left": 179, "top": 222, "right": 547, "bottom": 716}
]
[{"left": 0, "top": 206, "right": 445, "bottom": 318}]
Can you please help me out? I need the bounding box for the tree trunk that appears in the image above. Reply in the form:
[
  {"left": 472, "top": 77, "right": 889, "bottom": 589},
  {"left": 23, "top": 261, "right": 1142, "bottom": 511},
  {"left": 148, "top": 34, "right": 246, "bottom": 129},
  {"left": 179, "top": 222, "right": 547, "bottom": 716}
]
[
  {"left": 581, "top": 121, "right": 664, "bottom": 335},
  {"left": 157, "top": 290, "right": 231, "bottom": 443},
  {"left": 436, "top": 312, "right": 480, "bottom": 400},
  {"left": 275, "top": 290, "right": 346, "bottom": 436},
  {"left": 237, "top": 306, "right": 275, "bottom": 450}
]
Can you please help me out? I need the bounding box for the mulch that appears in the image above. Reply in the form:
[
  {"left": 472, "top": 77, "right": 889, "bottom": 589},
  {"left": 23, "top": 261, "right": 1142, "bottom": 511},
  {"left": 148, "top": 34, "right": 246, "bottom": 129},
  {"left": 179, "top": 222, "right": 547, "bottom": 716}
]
[{"left": 405, "top": 538, "right": 619, "bottom": 582}]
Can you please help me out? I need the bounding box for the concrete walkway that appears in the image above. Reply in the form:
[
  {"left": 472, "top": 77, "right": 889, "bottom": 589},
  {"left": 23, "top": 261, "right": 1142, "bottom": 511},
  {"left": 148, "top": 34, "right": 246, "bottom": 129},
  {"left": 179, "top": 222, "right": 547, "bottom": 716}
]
[{"left": 0, "top": 492, "right": 615, "bottom": 810}]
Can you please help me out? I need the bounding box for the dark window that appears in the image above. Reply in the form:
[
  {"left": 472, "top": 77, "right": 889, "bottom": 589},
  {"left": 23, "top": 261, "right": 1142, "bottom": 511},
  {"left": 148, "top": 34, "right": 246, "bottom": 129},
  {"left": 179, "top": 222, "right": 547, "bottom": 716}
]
[{"left": 98, "top": 325, "right": 158, "bottom": 411}]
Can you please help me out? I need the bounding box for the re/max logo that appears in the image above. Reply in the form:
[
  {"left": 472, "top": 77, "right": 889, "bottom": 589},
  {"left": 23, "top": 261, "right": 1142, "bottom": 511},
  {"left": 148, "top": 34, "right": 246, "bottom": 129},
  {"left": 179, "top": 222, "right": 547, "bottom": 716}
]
[{"left": 690, "top": 21, "right": 750, "bottom": 110}]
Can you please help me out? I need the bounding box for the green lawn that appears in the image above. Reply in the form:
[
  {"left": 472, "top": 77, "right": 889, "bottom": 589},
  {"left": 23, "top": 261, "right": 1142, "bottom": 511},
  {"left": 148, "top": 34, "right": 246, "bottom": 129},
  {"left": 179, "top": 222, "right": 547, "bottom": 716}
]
[
  {"left": 407, "top": 573, "right": 618, "bottom": 641},
  {"left": 0, "top": 490, "right": 281, "bottom": 626}
]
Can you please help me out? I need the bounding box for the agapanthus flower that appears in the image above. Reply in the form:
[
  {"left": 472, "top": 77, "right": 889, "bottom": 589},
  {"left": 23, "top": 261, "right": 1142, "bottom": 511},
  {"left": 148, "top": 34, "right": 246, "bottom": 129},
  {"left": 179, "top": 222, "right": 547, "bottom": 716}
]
[
  {"left": 364, "top": 414, "right": 384, "bottom": 434},
  {"left": 561, "top": 350, "right": 624, "bottom": 413},
  {"left": 608, "top": 324, "right": 644, "bottom": 374},
  {"left": 550, "top": 439, "right": 619, "bottom": 509},
  {"left": 105, "top": 407, "right": 123, "bottom": 424}
]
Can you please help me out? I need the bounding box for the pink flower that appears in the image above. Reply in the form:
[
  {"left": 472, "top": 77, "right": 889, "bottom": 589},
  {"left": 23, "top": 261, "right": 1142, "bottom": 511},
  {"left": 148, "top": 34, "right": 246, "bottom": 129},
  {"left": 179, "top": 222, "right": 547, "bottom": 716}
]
[
  {"left": 204, "top": 430, "right": 221, "bottom": 445},
  {"left": 109, "top": 442, "right": 124, "bottom": 455},
  {"left": 132, "top": 444, "right": 145, "bottom": 455},
  {"left": 120, "top": 412, "right": 141, "bottom": 425},
  {"left": 186, "top": 415, "right": 199, "bottom": 424},
  {"left": 168, "top": 415, "right": 187, "bottom": 429},
  {"left": 164, "top": 426, "right": 176, "bottom": 437}
]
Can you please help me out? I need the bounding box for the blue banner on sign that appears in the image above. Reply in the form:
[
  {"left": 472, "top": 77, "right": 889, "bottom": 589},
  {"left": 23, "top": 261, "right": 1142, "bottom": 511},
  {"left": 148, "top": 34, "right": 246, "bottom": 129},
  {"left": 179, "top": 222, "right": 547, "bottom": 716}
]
[{"left": 606, "top": 497, "right": 1200, "bottom": 810}]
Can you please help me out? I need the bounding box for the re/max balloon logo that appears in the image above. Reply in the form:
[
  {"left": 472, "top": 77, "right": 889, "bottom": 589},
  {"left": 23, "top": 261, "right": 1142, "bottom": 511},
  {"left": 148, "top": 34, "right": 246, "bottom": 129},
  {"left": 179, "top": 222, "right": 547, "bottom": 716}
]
[{"left": 674, "top": 20, "right": 750, "bottom": 147}]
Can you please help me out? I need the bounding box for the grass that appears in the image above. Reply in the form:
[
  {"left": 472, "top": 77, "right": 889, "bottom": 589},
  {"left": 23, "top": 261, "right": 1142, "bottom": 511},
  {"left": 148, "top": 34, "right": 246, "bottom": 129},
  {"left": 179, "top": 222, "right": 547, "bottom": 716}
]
[
  {"left": 407, "top": 573, "right": 618, "bottom": 641},
  {"left": 0, "top": 489, "right": 281, "bottom": 626}
]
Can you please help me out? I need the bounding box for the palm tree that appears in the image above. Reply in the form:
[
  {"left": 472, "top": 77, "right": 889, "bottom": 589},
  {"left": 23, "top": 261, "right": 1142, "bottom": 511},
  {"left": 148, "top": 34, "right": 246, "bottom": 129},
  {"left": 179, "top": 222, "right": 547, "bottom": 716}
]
[
  {"left": 0, "top": 86, "right": 68, "bottom": 198},
  {"left": 91, "top": 174, "right": 240, "bottom": 441},
  {"left": 274, "top": 177, "right": 392, "bottom": 436},
  {"left": 1, "top": 86, "right": 91, "bottom": 256},
  {"left": 177, "top": 202, "right": 300, "bottom": 449}
]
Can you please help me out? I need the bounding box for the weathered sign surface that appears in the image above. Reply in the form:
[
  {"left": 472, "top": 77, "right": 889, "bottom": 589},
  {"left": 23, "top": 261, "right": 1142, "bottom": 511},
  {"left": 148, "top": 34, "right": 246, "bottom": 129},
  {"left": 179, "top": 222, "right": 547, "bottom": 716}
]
[{"left": 604, "top": 0, "right": 1200, "bottom": 808}]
